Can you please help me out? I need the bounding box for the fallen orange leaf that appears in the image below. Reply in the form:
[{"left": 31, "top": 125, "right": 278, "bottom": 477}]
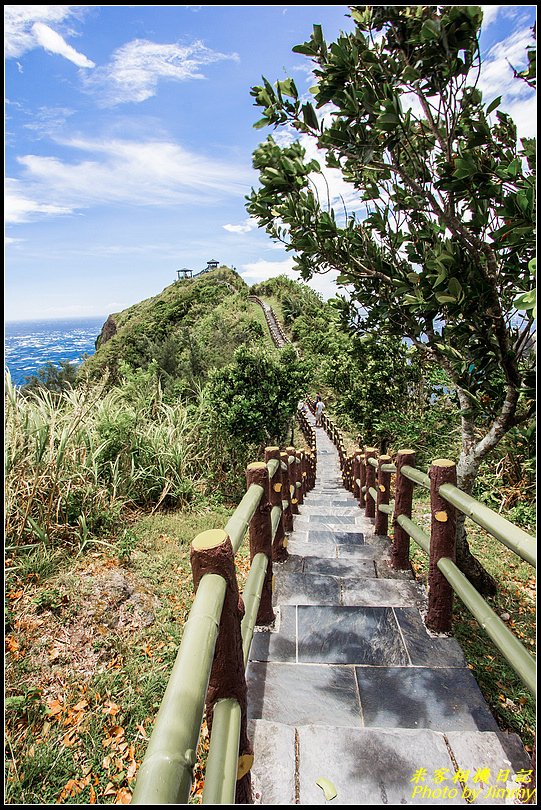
[
  {"left": 72, "top": 700, "right": 89, "bottom": 712},
  {"left": 136, "top": 723, "right": 148, "bottom": 740},
  {"left": 5, "top": 636, "right": 20, "bottom": 653},
  {"left": 47, "top": 699, "right": 64, "bottom": 717},
  {"left": 62, "top": 728, "right": 79, "bottom": 747},
  {"left": 115, "top": 788, "right": 132, "bottom": 804}
]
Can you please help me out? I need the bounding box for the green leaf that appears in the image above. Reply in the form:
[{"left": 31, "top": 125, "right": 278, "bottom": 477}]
[
  {"left": 292, "top": 43, "right": 317, "bottom": 56},
  {"left": 486, "top": 96, "right": 501, "bottom": 115},
  {"left": 253, "top": 117, "right": 269, "bottom": 130},
  {"left": 316, "top": 777, "right": 337, "bottom": 801},
  {"left": 448, "top": 278, "right": 463, "bottom": 299},
  {"left": 313, "top": 24, "right": 324, "bottom": 45},
  {"left": 278, "top": 78, "right": 298, "bottom": 99},
  {"left": 514, "top": 290, "right": 536, "bottom": 312},
  {"left": 420, "top": 18, "right": 441, "bottom": 40},
  {"left": 433, "top": 267, "right": 448, "bottom": 287},
  {"left": 435, "top": 293, "right": 457, "bottom": 304},
  {"left": 302, "top": 102, "right": 320, "bottom": 130},
  {"left": 528, "top": 258, "right": 536, "bottom": 275}
]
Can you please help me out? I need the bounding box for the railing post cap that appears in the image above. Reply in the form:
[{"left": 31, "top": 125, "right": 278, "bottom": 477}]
[
  {"left": 192, "top": 529, "right": 228, "bottom": 550},
  {"left": 364, "top": 447, "right": 378, "bottom": 454},
  {"left": 247, "top": 461, "right": 267, "bottom": 470},
  {"left": 265, "top": 445, "right": 280, "bottom": 452},
  {"left": 431, "top": 458, "right": 456, "bottom": 468},
  {"left": 379, "top": 454, "right": 392, "bottom": 462},
  {"left": 397, "top": 448, "right": 415, "bottom": 455}
]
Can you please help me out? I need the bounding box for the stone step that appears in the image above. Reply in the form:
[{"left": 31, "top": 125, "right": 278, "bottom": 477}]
[
  {"left": 248, "top": 720, "right": 532, "bottom": 805},
  {"left": 249, "top": 605, "right": 465, "bottom": 668},
  {"left": 285, "top": 538, "right": 389, "bottom": 560},
  {"left": 247, "top": 661, "right": 498, "bottom": 732},
  {"left": 272, "top": 570, "right": 426, "bottom": 607},
  {"left": 298, "top": 505, "right": 361, "bottom": 516},
  {"left": 290, "top": 528, "right": 367, "bottom": 545},
  {"left": 292, "top": 520, "right": 364, "bottom": 534}
]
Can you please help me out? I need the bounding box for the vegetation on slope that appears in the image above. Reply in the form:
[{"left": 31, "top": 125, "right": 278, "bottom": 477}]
[
  {"left": 5, "top": 264, "right": 535, "bottom": 804},
  {"left": 84, "top": 266, "right": 268, "bottom": 398}
]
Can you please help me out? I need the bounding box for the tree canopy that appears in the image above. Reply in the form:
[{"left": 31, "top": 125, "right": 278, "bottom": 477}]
[{"left": 246, "top": 5, "right": 536, "bottom": 592}]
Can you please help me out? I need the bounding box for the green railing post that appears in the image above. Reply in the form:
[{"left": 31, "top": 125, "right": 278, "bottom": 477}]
[
  {"left": 364, "top": 448, "right": 378, "bottom": 519},
  {"left": 427, "top": 459, "right": 457, "bottom": 633},
  {"left": 375, "top": 454, "right": 392, "bottom": 535},
  {"left": 190, "top": 529, "right": 253, "bottom": 804},
  {"left": 391, "top": 449, "right": 416, "bottom": 570},
  {"left": 246, "top": 462, "right": 275, "bottom": 627},
  {"left": 265, "top": 446, "right": 288, "bottom": 562},
  {"left": 202, "top": 698, "right": 241, "bottom": 804}
]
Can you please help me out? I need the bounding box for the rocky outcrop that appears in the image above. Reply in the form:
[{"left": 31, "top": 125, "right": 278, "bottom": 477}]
[{"left": 95, "top": 314, "right": 117, "bottom": 349}]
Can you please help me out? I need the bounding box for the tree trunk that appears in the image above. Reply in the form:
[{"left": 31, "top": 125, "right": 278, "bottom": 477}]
[
  {"left": 455, "top": 513, "right": 497, "bottom": 596},
  {"left": 447, "top": 382, "right": 521, "bottom": 597},
  {"left": 455, "top": 445, "right": 498, "bottom": 596}
]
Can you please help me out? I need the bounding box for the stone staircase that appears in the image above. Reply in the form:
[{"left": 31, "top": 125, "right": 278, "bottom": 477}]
[{"left": 245, "top": 420, "right": 532, "bottom": 805}]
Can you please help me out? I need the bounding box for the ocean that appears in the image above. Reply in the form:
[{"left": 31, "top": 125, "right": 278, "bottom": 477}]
[{"left": 4, "top": 316, "right": 106, "bottom": 387}]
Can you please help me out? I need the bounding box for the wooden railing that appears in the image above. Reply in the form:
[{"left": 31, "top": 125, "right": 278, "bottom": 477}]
[
  {"left": 131, "top": 425, "right": 316, "bottom": 805},
  {"left": 318, "top": 409, "right": 536, "bottom": 697}
]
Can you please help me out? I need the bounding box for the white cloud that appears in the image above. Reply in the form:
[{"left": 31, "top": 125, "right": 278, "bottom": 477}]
[
  {"left": 23, "top": 106, "right": 75, "bottom": 137},
  {"left": 31, "top": 21, "right": 94, "bottom": 68},
  {"left": 223, "top": 218, "right": 258, "bottom": 234},
  {"left": 481, "top": 6, "right": 503, "bottom": 28},
  {"left": 240, "top": 257, "right": 297, "bottom": 282},
  {"left": 6, "top": 137, "right": 251, "bottom": 224},
  {"left": 503, "top": 94, "right": 537, "bottom": 140},
  {"left": 239, "top": 257, "right": 340, "bottom": 301},
  {"left": 85, "top": 39, "right": 239, "bottom": 106},
  {"left": 480, "top": 24, "right": 536, "bottom": 102},
  {"left": 4, "top": 6, "right": 93, "bottom": 67},
  {"left": 5, "top": 178, "right": 74, "bottom": 224}
]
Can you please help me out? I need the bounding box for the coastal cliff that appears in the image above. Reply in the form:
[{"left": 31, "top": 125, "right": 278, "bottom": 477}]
[{"left": 95, "top": 314, "right": 118, "bottom": 349}]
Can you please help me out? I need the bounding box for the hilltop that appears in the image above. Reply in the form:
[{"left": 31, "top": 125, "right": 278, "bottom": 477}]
[{"left": 81, "top": 265, "right": 272, "bottom": 396}]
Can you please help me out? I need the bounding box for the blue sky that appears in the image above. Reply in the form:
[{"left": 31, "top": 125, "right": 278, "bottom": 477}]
[{"left": 4, "top": 5, "right": 537, "bottom": 321}]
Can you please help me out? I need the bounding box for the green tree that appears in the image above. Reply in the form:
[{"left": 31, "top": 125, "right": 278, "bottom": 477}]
[
  {"left": 22, "top": 360, "right": 80, "bottom": 394},
  {"left": 206, "top": 344, "right": 306, "bottom": 448},
  {"left": 247, "top": 6, "right": 536, "bottom": 593}
]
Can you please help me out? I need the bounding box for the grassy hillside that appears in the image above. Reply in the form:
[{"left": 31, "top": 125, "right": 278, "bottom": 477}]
[
  {"left": 82, "top": 266, "right": 272, "bottom": 397},
  {"left": 5, "top": 270, "right": 535, "bottom": 805}
]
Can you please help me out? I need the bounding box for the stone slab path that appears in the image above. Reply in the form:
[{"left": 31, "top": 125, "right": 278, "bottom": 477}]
[{"left": 246, "top": 419, "right": 532, "bottom": 805}]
